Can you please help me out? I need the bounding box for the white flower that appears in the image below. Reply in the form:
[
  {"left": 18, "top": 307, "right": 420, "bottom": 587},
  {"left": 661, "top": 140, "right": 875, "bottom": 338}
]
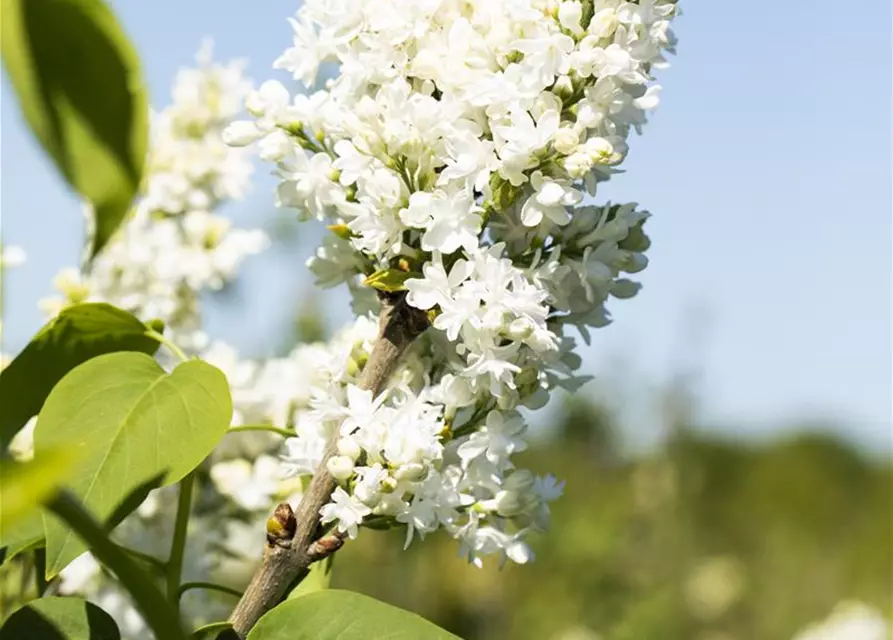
[
  {"left": 400, "top": 188, "right": 483, "bottom": 254},
  {"left": 276, "top": 151, "right": 341, "bottom": 219},
  {"left": 333, "top": 139, "right": 374, "bottom": 185},
  {"left": 245, "top": 80, "right": 292, "bottom": 121},
  {"left": 457, "top": 411, "right": 528, "bottom": 468},
  {"left": 405, "top": 254, "right": 473, "bottom": 311},
  {"left": 438, "top": 128, "right": 498, "bottom": 190},
  {"left": 494, "top": 106, "right": 561, "bottom": 186},
  {"left": 553, "top": 126, "right": 580, "bottom": 155},
  {"left": 520, "top": 171, "right": 583, "bottom": 227},
  {"left": 535, "top": 474, "right": 566, "bottom": 503},
  {"left": 592, "top": 43, "right": 646, "bottom": 84},
  {"left": 274, "top": 15, "right": 330, "bottom": 87},
  {"left": 319, "top": 486, "right": 372, "bottom": 539},
  {"left": 590, "top": 7, "right": 620, "bottom": 39},
  {"left": 282, "top": 429, "right": 328, "bottom": 477},
  {"left": 513, "top": 31, "right": 575, "bottom": 87},
  {"left": 353, "top": 463, "right": 388, "bottom": 505},
  {"left": 340, "top": 384, "right": 385, "bottom": 435}
]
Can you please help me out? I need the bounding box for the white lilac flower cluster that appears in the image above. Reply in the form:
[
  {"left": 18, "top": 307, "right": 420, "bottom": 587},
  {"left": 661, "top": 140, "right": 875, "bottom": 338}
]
[
  {"left": 225, "top": 0, "right": 677, "bottom": 565},
  {"left": 39, "top": 42, "right": 267, "bottom": 350}
]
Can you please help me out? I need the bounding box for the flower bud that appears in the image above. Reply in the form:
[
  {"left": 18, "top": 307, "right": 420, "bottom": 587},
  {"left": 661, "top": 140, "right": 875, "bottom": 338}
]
[
  {"left": 493, "top": 490, "right": 526, "bottom": 516},
  {"left": 266, "top": 503, "right": 296, "bottom": 546},
  {"left": 258, "top": 130, "right": 291, "bottom": 162},
  {"left": 551, "top": 74, "right": 574, "bottom": 99},
  {"left": 327, "top": 455, "right": 355, "bottom": 481},
  {"left": 553, "top": 127, "right": 580, "bottom": 155},
  {"left": 337, "top": 437, "right": 362, "bottom": 462},
  {"left": 616, "top": 251, "right": 648, "bottom": 274},
  {"left": 441, "top": 374, "right": 474, "bottom": 410},
  {"left": 393, "top": 463, "right": 425, "bottom": 482},
  {"left": 564, "top": 152, "right": 593, "bottom": 178},
  {"left": 587, "top": 259, "right": 614, "bottom": 284},
  {"left": 618, "top": 222, "right": 651, "bottom": 252},
  {"left": 380, "top": 476, "right": 399, "bottom": 494},
  {"left": 611, "top": 278, "right": 642, "bottom": 299},
  {"left": 583, "top": 136, "right": 614, "bottom": 163},
  {"left": 506, "top": 539, "right": 534, "bottom": 564},
  {"left": 222, "top": 121, "right": 261, "bottom": 147},
  {"left": 507, "top": 317, "right": 534, "bottom": 341},
  {"left": 558, "top": 1, "right": 584, "bottom": 35}
]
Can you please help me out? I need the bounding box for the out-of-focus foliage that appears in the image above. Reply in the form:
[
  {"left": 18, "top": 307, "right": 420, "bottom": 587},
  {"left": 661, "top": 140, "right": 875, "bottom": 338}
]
[
  {"left": 1, "top": 0, "right": 148, "bottom": 258},
  {"left": 333, "top": 397, "right": 892, "bottom": 640}
]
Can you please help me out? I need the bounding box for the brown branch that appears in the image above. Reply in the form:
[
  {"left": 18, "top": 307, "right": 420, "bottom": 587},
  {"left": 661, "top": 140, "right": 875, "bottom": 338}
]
[{"left": 226, "top": 292, "right": 428, "bottom": 638}]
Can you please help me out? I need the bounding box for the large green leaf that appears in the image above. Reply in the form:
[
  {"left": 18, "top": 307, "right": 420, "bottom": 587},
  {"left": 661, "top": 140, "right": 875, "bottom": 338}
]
[
  {"left": 1, "top": 0, "right": 148, "bottom": 257},
  {"left": 36, "top": 352, "right": 233, "bottom": 577},
  {"left": 248, "top": 590, "right": 461, "bottom": 640},
  {"left": 0, "top": 596, "right": 121, "bottom": 639},
  {"left": 0, "top": 303, "right": 159, "bottom": 450}
]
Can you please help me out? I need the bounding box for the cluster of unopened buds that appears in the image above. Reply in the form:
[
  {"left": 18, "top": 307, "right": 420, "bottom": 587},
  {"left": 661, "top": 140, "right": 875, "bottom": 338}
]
[{"left": 224, "top": 0, "right": 678, "bottom": 566}]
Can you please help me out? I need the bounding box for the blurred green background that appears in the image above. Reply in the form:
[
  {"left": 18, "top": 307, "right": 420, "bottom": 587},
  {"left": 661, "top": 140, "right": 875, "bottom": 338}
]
[{"left": 329, "top": 393, "right": 891, "bottom": 640}]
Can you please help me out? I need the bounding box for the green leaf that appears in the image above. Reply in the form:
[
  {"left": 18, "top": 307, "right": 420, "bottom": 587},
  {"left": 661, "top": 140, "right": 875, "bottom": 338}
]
[
  {"left": 363, "top": 268, "right": 419, "bottom": 293},
  {"left": 248, "top": 590, "right": 461, "bottom": 640},
  {"left": 104, "top": 471, "right": 165, "bottom": 532},
  {"left": 36, "top": 352, "right": 233, "bottom": 577},
  {"left": 1, "top": 0, "right": 148, "bottom": 257},
  {"left": 0, "top": 596, "right": 121, "bottom": 639},
  {"left": 0, "top": 450, "right": 79, "bottom": 535},
  {"left": 0, "top": 515, "right": 44, "bottom": 565},
  {"left": 0, "top": 303, "right": 160, "bottom": 451}
]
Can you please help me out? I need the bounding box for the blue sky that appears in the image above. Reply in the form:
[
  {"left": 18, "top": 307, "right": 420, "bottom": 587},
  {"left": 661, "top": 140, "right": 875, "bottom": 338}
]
[{"left": 2, "top": 1, "right": 890, "bottom": 449}]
